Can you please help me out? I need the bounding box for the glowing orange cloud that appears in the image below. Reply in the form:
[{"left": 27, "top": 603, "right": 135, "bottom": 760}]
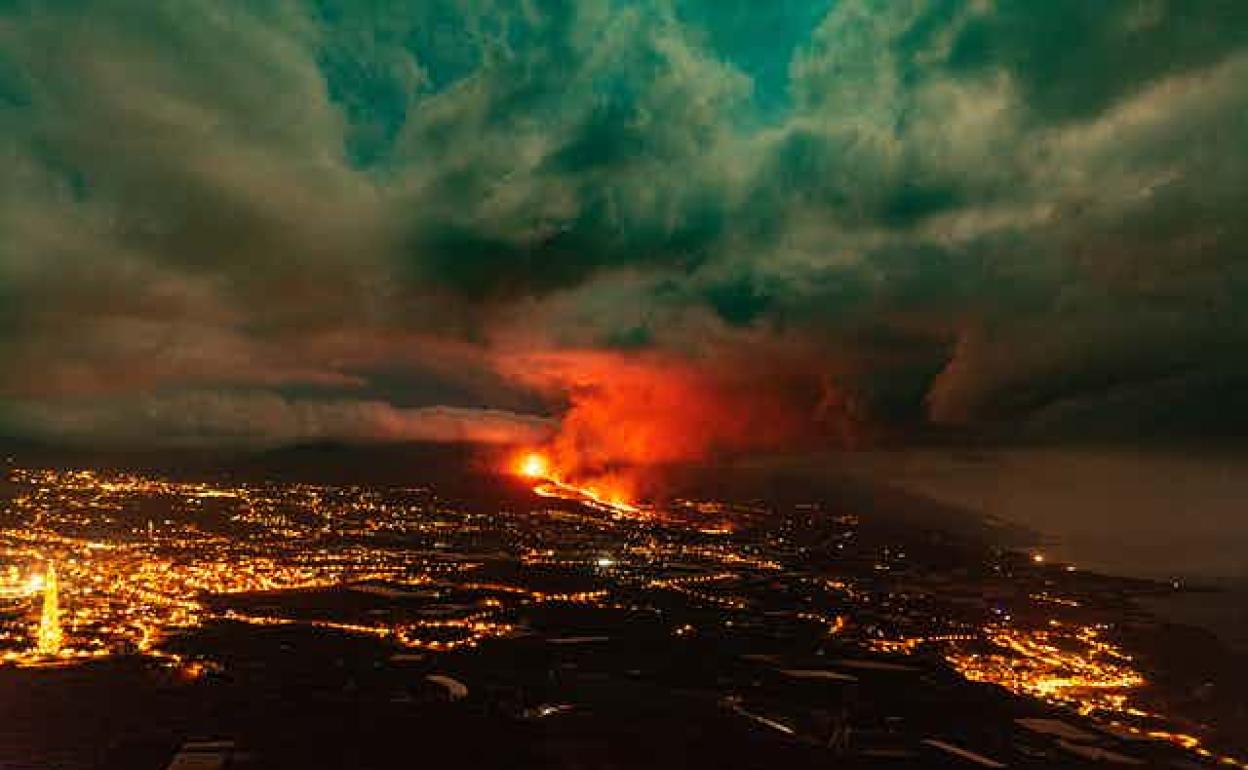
[{"left": 499, "top": 344, "right": 854, "bottom": 498}]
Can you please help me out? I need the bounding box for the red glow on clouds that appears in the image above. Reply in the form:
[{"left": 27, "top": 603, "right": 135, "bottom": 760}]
[{"left": 500, "top": 345, "right": 852, "bottom": 501}]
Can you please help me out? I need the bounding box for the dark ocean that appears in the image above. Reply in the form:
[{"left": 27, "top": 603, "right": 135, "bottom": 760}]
[{"left": 1135, "top": 578, "right": 1248, "bottom": 653}]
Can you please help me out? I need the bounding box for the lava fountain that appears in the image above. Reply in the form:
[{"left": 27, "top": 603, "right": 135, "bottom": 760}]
[{"left": 518, "top": 452, "right": 550, "bottom": 480}]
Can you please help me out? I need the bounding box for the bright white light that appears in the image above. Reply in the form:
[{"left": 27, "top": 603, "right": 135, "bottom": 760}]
[
  {"left": 595, "top": 557, "right": 615, "bottom": 568},
  {"left": 518, "top": 453, "right": 549, "bottom": 479}
]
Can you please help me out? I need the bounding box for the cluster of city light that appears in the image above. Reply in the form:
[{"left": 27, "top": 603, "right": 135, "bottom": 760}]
[
  {"left": 946, "top": 621, "right": 1144, "bottom": 712},
  {"left": 220, "top": 611, "right": 519, "bottom": 653},
  {"left": 647, "top": 573, "right": 748, "bottom": 610},
  {"left": 865, "top": 632, "right": 976, "bottom": 654},
  {"left": 5, "top": 466, "right": 787, "bottom": 667},
  {"left": 1, "top": 464, "right": 841, "bottom": 670},
  {"left": 0, "top": 468, "right": 496, "bottom": 664},
  {"left": 944, "top": 620, "right": 1246, "bottom": 766},
  {"left": 795, "top": 611, "right": 847, "bottom": 636},
  {"left": 1028, "top": 592, "right": 1082, "bottom": 608},
  {"left": 673, "top": 545, "right": 783, "bottom": 571}
]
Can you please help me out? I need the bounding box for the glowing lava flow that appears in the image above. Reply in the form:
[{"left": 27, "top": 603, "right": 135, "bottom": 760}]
[{"left": 513, "top": 452, "right": 639, "bottom": 515}]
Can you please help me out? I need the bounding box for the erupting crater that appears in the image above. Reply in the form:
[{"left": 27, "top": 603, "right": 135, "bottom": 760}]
[{"left": 510, "top": 451, "right": 640, "bottom": 516}]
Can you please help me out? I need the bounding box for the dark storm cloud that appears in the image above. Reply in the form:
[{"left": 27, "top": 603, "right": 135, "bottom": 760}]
[
  {"left": 945, "top": 0, "right": 1248, "bottom": 122},
  {"left": 1, "top": 0, "right": 1245, "bottom": 445}
]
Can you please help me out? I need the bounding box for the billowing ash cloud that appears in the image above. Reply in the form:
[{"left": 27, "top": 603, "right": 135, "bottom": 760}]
[
  {"left": 500, "top": 345, "right": 861, "bottom": 468},
  {"left": 1, "top": 0, "right": 1246, "bottom": 451}
]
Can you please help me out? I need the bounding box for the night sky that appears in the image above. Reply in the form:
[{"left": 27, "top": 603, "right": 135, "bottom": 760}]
[{"left": 2, "top": 0, "right": 1246, "bottom": 465}]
